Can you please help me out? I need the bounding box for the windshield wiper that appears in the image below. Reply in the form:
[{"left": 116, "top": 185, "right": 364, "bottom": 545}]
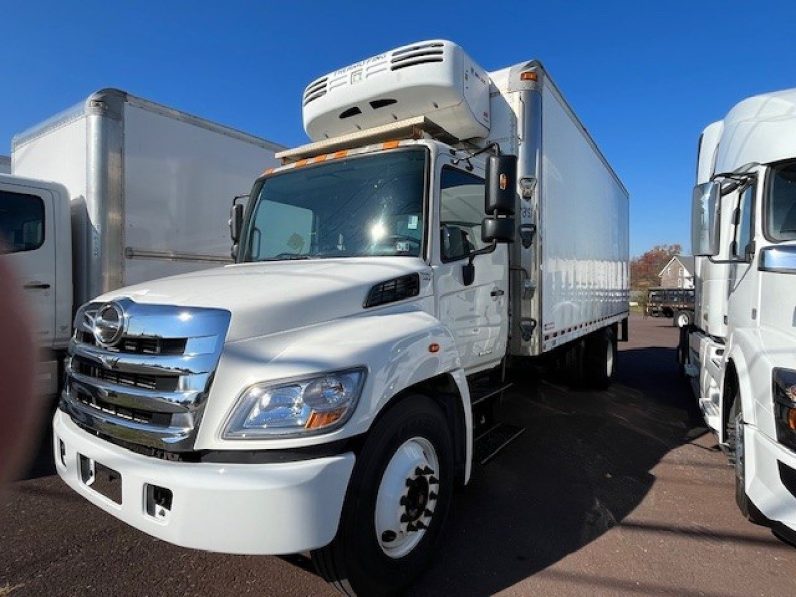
[{"left": 260, "top": 253, "right": 312, "bottom": 261}]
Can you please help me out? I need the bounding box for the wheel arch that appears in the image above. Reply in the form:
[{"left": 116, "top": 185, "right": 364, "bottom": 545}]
[
  {"left": 364, "top": 371, "right": 471, "bottom": 487},
  {"left": 721, "top": 343, "right": 757, "bottom": 443}
]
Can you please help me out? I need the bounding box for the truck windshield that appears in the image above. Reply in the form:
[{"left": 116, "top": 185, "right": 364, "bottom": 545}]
[
  {"left": 767, "top": 160, "right": 796, "bottom": 242},
  {"left": 243, "top": 148, "right": 426, "bottom": 261}
]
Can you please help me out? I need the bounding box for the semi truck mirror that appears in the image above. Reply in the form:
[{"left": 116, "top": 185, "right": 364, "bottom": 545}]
[
  {"left": 691, "top": 182, "right": 720, "bottom": 256},
  {"left": 486, "top": 154, "right": 517, "bottom": 215},
  {"left": 482, "top": 217, "right": 515, "bottom": 244},
  {"left": 229, "top": 203, "right": 245, "bottom": 243}
]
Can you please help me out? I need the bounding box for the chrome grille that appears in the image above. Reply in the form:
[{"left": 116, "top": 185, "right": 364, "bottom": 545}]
[
  {"left": 73, "top": 356, "right": 179, "bottom": 391},
  {"left": 75, "top": 330, "right": 187, "bottom": 355},
  {"left": 61, "top": 298, "right": 231, "bottom": 452}
]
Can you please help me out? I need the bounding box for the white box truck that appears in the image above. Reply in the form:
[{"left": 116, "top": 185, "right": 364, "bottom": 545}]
[
  {"left": 681, "top": 87, "right": 796, "bottom": 542},
  {"left": 0, "top": 89, "right": 283, "bottom": 397},
  {"left": 53, "top": 42, "right": 628, "bottom": 594}
]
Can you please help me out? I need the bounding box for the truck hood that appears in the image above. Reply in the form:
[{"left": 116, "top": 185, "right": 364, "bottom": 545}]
[{"left": 97, "top": 258, "right": 431, "bottom": 342}]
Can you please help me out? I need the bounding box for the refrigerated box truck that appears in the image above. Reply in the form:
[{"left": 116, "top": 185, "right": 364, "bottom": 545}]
[
  {"left": 0, "top": 89, "right": 283, "bottom": 396},
  {"left": 54, "top": 42, "right": 628, "bottom": 594},
  {"left": 681, "top": 87, "right": 796, "bottom": 542}
]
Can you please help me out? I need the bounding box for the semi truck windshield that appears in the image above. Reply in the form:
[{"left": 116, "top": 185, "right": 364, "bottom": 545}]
[
  {"left": 243, "top": 148, "right": 426, "bottom": 261},
  {"left": 767, "top": 160, "right": 796, "bottom": 242}
]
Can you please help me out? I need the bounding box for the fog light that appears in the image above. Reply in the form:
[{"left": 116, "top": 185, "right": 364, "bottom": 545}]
[{"left": 146, "top": 484, "right": 173, "bottom": 520}]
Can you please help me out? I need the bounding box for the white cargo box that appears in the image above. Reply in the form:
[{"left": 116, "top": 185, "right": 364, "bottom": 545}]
[{"left": 302, "top": 40, "right": 490, "bottom": 142}]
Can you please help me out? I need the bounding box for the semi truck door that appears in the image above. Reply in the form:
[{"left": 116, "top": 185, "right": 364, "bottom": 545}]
[
  {"left": 0, "top": 182, "right": 56, "bottom": 348},
  {"left": 727, "top": 182, "right": 760, "bottom": 332},
  {"left": 433, "top": 159, "right": 509, "bottom": 373}
]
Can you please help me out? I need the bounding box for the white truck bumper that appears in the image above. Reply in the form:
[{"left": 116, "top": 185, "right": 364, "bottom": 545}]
[
  {"left": 53, "top": 410, "right": 355, "bottom": 554},
  {"left": 747, "top": 424, "right": 796, "bottom": 531}
]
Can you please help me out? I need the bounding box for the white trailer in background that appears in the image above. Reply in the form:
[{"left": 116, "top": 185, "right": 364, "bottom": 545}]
[
  {"left": 683, "top": 88, "right": 796, "bottom": 542},
  {"left": 0, "top": 89, "right": 283, "bottom": 396},
  {"left": 53, "top": 42, "right": 628, "bottom": 594}
]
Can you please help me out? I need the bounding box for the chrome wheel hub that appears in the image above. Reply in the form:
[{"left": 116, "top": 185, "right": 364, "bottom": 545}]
[{"left": 375, "top": 436, "right": 439, "bottom": 559}]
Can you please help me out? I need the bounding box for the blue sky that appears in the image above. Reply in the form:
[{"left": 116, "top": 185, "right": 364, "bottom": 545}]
[{"left": 3, "top": 1, "right": 795, "bottom": 256}]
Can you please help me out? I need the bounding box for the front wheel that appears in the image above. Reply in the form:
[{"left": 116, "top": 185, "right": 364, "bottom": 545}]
[{"left": 312, "top": 394, "right": 454, "bottom": 596}]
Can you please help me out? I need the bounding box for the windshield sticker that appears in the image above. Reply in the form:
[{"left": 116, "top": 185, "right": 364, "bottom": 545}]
[
  {"left": 287, "top": 233, "right": 305, "bottom": 252},
  {"left": 408, "top": 215, "right": 418, "bottom": 230}
]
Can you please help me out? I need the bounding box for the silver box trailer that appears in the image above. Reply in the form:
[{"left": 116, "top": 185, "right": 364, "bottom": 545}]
[
  {"left": 3, "top": 89, "right": 284, "bottom": 395},
  {"left": 489, "top": 64, "right": 629, "bottom": 356},
  {"left": 12, "top": 88, "right": 284, "bottom": 308}
]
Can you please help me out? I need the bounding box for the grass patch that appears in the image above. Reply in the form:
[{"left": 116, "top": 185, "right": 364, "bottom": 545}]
[{"left": 0, "top": 584, "right": 24, "bottom": 596}]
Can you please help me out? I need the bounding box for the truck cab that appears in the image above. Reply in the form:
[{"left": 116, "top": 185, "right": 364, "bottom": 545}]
[
  {"left": 0, "top": 174, "right": 73, "bottom": 394},
  {"left": 686, "top": 88, "right": 796, "bottom": 539},
  {"left": 53, "top": 40, "right": 628, "bottom": 595}
]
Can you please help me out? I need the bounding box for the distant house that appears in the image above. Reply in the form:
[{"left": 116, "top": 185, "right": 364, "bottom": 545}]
[{"left": 659, "top": 255, "right": 694, "bottom": 288}]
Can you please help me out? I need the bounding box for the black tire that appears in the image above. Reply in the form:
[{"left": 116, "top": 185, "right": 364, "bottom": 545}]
[
  {"left": 676, "top": 326, "right": 689, "bottom": 378},
  {"left": 727, "top": 393, "right": 767, "bottom": 525},
  {"left": 311, "top": 394, "right": 454, "bottom": 596},
  {"left": 582, "top": 327, "right": 617, "bottom": 390}
]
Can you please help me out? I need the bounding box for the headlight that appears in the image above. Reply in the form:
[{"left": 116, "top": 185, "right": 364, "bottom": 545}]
[
  {"left": 222, "top": 367, "right": 366, "bottom": 439},
  {"left": 773, "top": 367, "right": 796, "bottom": 450}
]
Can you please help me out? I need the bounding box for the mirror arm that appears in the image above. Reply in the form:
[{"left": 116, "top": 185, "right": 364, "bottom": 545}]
[
  {"left": 451, "top": 142, "right": 501, "bottom": 167},
  {"left": 461, "top": 242, "right": 497, "bottom": 287},
  {"left": 466, "top": 241, "right": 497, "bottom": 267}
]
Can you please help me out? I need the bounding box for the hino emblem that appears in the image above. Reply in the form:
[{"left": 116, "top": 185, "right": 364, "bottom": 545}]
[{"left": 92, "top": 302, "right": 125, "bottom": 347}]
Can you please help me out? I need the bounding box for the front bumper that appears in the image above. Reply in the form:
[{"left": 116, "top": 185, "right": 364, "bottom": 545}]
[
  {"left": 746, "top": 424, "right": 796, "bottom": 531},
  {"left": 53, "top": 410, "right": 355, "bottom": 554}
]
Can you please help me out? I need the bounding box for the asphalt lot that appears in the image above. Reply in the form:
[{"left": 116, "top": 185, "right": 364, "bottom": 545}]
[{"left": 2, "top": 315, "right": 795, "bottom": 596}]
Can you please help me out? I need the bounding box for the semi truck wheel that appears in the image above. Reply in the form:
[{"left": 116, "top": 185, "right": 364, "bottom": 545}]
[
  {"left": 311, "top": 394, "right": 454, "bottom": 596},
  {"left": 582, "top": 328, "right": 617, "bottom": 390},
  {"left": 727, "top": 396, "right": 766, "bottom": 525}
]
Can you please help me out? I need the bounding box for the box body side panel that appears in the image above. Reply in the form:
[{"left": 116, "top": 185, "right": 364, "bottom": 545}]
[
  {"left": 539, "top": 83, "right": 629, "bottom": 351},
  {"left": 122, "top": 104, "right": 280, "bottom": 286}
]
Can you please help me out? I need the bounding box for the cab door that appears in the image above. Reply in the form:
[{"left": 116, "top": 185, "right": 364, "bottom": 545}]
[
  {"left": 432, "top": 157, "right": 509, "bottom": 374},
  {"left": 0, "top": 181, "right": 56, "bottom": 348},
  {"left": 726, "top": 180, "right": 760, "bottom": 332}
]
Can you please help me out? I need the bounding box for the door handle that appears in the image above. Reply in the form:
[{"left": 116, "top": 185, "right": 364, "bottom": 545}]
[
  {"left": 24, "top": 281, "right": 51, "bottom": 289},
  {"left": 490, "top": 288, "right": 505, "bottom": 297}
]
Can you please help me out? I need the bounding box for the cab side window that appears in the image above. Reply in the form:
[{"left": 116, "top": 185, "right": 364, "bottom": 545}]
[
  {"left": 0, "top": 191, "right": 45, "bottom": 254},
  {"left": 732, "top": 183, "right": 754, "bottom": 260},
  {"left": 439, "top": 167, "right": 486, "bottom": 262}
]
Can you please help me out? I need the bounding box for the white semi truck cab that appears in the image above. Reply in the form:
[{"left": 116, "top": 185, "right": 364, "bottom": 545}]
[
  {"left": 53, "top": 41, "right": 628, "bottom": 594},
  {"left": 683, "top": 88, "right": 796, "bottom": 541}
]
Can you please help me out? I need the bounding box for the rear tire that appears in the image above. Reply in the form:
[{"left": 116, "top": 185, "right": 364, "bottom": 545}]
[
  {"left": 311, "top": 394, "right": 454, "bottom": 596},
  {"left": 582, "top": 328, "right": 617, "bottom": 390},
  {"left": 727, "top": 393, "right": 766, "bottom": 525}
]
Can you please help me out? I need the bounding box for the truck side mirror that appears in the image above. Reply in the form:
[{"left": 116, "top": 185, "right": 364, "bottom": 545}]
[
  {"left": 691, "top": 182, "right": 720, "bottom": 256},
  {"left": 230, "top": 202, "right": 245, "bottom": 243},
  {"left": 482, "top": 217, "right": 515, "bottom": 244},
  {"left": 485, "top": 154, "right": 517, "bottom": 215}
]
